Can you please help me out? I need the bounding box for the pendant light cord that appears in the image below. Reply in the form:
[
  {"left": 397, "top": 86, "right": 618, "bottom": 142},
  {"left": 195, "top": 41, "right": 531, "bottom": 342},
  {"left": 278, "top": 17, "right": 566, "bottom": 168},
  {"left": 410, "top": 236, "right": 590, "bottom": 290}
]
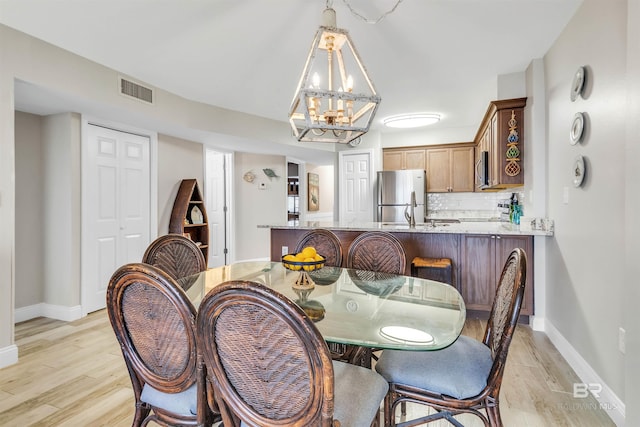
[{"left": 339, "top": 0, "right": 404, "bottom": 24}]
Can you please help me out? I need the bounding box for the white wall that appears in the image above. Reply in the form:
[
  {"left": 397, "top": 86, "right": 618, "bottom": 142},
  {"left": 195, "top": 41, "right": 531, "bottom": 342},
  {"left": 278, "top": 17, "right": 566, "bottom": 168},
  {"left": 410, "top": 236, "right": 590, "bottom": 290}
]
[
  {"left": 43, "top": 113, "right": 82, "bottom": 307},
  {"left": 15, "top": 112, "right": 44, "bottom": 308},
  {"left": 381, "top": 126, "right": 476, "bottom": 148},
  {"left": 157, "top": 134, "right": 204, "bottom": 235},
  {"left": 234, "top": 153, "right": 287, "bottom": 261},
  {"left": 544, "top": 0, "right": 626, "bottom": 416},
  {"left": 624, "top": 0, "right": 640, "bottom": 425},
  {"left": 306, "top": 164, "right": 334, "bottom": 221}
]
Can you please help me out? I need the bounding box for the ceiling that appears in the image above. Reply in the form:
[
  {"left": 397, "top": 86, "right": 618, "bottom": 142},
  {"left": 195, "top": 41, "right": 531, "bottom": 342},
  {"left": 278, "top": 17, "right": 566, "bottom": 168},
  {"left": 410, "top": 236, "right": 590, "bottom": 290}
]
[{"left": 1, "top": 0, "right": 582, "bottom": 163}]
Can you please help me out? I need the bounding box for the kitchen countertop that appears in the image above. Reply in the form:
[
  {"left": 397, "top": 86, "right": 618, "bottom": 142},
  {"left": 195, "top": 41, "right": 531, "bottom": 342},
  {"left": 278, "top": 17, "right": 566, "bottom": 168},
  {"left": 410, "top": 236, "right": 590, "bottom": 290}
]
[{"left": 260, "top": 220, "right": 554, "bottom": 236}]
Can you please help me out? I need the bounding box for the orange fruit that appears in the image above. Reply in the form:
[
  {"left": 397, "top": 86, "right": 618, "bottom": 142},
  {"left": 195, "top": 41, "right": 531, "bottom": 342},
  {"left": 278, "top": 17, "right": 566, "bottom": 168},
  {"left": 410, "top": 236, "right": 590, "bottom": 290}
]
[
  {"left": 303, "top": 257, "right": 316, "bottom": 271},
  {"left": 301, "top": 246, "right": 317, "bottom": 258}
]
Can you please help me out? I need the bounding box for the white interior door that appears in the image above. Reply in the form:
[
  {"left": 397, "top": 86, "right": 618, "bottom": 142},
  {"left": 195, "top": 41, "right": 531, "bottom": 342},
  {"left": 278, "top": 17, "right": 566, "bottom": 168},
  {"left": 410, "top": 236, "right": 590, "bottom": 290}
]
[
  {"left": 339, "top": 150, "right": 374, "bottom": 222},
  {"left": 205, "top": 149, "right": 231, "bottom": 267},
  {"left": 82, "top": 124, "right": 150, "bottom": 314}
]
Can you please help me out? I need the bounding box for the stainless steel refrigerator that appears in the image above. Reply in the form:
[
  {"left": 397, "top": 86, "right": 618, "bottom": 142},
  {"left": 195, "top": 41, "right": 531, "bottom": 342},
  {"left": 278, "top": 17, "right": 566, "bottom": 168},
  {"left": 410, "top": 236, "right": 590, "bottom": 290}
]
[{"left": 376, "top": 170, "right": 427, "bottom": 223}]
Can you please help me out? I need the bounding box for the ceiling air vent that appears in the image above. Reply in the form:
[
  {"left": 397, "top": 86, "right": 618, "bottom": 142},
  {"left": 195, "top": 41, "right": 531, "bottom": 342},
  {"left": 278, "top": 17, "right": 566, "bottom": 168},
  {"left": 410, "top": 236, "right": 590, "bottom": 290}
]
[{"left": 119, "top": 77, "right": 153, "bottom": 104}]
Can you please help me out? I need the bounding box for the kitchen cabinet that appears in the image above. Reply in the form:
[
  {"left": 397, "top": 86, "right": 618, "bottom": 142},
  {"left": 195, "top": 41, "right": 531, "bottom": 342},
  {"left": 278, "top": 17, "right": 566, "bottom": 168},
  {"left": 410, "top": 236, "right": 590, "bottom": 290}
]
[
  {"left": 383, "top": 148, "right": 425, "bottom": 171},
  {"left": 460, "top": 234, "right": 533, "bottom": 315},
  {"left": 425, "top": 144, "right": 475, "bottom": 193},
  {"left": 169, "top": 179, "right": 209, "bottom": 261},
  {"left": 270, "top": 227, "right": 537, "bottom": 319},
  {"left": 474, "top": 98, "right": 527, "bottom": 190}
]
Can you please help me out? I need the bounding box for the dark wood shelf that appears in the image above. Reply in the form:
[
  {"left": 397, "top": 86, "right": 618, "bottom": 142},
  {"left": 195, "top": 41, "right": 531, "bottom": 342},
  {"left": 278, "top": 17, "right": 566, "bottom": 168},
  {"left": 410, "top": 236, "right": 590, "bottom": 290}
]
[{"left": 169, "top": 179, "right": 209, "bottom": 261}]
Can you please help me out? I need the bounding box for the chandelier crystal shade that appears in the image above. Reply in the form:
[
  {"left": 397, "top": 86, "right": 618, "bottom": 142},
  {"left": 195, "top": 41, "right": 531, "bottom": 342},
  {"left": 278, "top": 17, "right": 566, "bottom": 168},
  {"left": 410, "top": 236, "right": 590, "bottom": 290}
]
[{"left": 288, "top": 7, "right": 381, "bottom": 144}]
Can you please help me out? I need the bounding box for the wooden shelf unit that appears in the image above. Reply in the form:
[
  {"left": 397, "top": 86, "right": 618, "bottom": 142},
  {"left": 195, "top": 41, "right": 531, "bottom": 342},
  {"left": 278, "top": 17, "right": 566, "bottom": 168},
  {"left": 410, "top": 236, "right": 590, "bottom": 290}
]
[{"left": 169, "top": 179, "right": 209, "bottom": 261}]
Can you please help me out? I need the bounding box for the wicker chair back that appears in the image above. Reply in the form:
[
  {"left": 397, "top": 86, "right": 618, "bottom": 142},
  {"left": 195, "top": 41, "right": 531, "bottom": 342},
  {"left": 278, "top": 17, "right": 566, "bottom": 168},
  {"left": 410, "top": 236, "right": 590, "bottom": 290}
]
[
  {"left": 107, "top": 263, "right": 211, "bottom": 426},
  {"left": 294, "top": 229, "right": 343, "bottom": 267},
  {"left": 197, "top": 280, "right": 339, "bottom": 427},
  {"left": 346, "top": 231, "right": 407, "bottom": 275},
  {"left": 142, "top": 234, "right": 207, "bottom": 283}
]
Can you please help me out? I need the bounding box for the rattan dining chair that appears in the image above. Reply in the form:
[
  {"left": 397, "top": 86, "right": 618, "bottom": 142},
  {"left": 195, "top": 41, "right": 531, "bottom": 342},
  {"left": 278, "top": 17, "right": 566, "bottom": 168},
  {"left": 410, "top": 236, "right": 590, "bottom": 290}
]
[
  {"left": 374, "top": 248, "right": 527, "bottom": 427},
  {"left": 197, "top": 280, "right": 389, "bottom": 427},
  {"left": 294, "top": 229, "right": 343, "bottom": 267},
  {"left": 142, "top": 234, "right": 207, "bottom": 283},
  {"left": 346, "top": 231, "right": 407, "bottom": 275},
  {"left": 107, "top": 263, "right": 216, "bottom": 426},
  {"left": 343, "top": 231, "right": 407, "bottom": 365}
]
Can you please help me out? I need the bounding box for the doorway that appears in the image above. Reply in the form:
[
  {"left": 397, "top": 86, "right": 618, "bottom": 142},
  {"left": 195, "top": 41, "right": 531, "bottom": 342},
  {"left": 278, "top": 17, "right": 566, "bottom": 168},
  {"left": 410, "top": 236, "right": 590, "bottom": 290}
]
[
  {"left": 81, "top": 122, "right": 154, "bottom": 315},
  {"left": 287, "top": 162, "right": 300, "bottom": 223},
  {"left": 205, "top": 149, "right": 233, "bottom": 267},
  {"left": 338, "top": 149, "right": 375, "bottom": 222}
]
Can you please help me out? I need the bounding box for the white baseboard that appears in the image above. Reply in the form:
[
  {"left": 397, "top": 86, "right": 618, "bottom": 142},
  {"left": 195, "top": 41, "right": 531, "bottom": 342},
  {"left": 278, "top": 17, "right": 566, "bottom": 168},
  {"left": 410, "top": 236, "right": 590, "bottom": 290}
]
[
  {"left": 15, "top": 303, "right": 83, "bottom": 323},
  {"left": 529, "top": 314, "right": 545, "bottom": 331},
  {"left": 0, "top": 344, "right": 18, "bottom": 369},
  {"left": 14, "top": 303, "right": 44, "bottom": 323},
  {"left": 545, "top": 321, "right": 625, "bottom": 426}
]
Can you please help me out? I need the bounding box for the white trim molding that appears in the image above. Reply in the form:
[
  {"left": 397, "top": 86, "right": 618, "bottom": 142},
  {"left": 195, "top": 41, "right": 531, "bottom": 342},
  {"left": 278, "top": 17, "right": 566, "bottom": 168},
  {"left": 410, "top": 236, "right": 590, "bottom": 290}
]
[
  {"left": 0, "top": 344, "right": 18, "bottom": 369},
  {"left": 15, "top": 303, "right": 82, "bottom": 323},
  {"left": 545, "top": 321, "right": 625, "bottom": 426}
]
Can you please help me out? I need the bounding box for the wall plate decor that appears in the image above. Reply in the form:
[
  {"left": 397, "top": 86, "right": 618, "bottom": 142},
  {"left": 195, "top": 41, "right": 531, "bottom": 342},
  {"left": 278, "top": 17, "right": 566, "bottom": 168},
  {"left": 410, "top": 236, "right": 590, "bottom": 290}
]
[
  {"left": 573, "top": 155, "right": 585, "bottom": 187},
  {"left": 570, "top": 112, "right": 585, "bottom": 145},
  {"left": 570, "top": 66, "right": 586, "bottom": 101},
  {"left": 243, "top": 170, "right": 255, "bottom": 183}
]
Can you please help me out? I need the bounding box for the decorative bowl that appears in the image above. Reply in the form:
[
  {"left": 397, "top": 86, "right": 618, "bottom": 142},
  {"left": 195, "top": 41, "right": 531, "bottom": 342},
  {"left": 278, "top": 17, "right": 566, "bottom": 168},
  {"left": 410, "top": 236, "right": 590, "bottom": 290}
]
[
  {"left": 282, "top": 254, "right": 325, "bottom": 296},
  {"left": 281, "top": 254, "right": 325, "bottom": 272}
]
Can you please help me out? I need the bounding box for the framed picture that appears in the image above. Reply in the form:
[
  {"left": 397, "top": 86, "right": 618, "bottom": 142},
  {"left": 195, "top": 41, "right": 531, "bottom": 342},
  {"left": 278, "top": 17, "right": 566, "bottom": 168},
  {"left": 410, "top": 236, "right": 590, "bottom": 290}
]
[{"left": 308, "top": 172, "right": 319, "bottom": 211}]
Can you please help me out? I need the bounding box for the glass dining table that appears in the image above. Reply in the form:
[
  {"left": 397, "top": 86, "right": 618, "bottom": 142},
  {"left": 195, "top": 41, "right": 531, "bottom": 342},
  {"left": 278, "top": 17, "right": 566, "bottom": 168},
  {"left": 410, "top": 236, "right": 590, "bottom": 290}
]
[{"left": 180, "top": 261, "right": 466, "bottom": 365}]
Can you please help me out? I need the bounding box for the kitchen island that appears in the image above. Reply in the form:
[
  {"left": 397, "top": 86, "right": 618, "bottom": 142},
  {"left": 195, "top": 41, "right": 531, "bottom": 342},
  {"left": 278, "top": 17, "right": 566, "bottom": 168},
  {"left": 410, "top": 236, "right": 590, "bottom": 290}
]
[{"left": 264, "top": 220, "right": 552, "bottom": 319}]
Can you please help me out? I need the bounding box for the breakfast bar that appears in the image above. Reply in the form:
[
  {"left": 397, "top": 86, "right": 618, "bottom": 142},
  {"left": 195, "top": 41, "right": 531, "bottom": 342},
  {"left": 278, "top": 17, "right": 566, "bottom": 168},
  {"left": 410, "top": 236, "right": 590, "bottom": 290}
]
[{"left": 264, "top": 220, "right": 553, "bottom": 319}]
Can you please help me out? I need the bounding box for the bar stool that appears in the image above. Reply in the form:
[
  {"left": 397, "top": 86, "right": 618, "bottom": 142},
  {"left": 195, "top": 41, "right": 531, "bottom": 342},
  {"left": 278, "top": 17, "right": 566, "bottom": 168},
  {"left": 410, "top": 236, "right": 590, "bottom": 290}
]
[{"left": 410, "top": 256, "right": 453, "bottom": 285}]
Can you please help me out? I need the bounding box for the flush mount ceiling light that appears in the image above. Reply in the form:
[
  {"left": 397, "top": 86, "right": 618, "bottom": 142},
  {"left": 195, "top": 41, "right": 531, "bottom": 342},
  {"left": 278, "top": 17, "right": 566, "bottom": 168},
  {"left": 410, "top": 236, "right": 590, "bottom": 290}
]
[
  {"left": 288, "top": 1, "right": 391, "bottom": 144},
  {"left": 383, "top": 113, "right": 441, "bottom": 129}
]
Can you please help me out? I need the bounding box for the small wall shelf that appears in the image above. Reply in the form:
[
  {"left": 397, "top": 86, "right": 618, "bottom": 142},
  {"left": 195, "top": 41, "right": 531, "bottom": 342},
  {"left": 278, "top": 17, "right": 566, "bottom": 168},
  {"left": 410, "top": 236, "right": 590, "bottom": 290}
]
[{"left": 169, "top": 179, "right": 209, "bottom": 261}]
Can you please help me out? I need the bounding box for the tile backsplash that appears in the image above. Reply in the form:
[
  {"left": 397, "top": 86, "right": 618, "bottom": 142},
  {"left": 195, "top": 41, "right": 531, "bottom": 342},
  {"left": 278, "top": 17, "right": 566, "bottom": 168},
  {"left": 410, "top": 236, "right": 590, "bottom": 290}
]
[{"left": 427, "top": 190, "right": 525, "bottom": 220}]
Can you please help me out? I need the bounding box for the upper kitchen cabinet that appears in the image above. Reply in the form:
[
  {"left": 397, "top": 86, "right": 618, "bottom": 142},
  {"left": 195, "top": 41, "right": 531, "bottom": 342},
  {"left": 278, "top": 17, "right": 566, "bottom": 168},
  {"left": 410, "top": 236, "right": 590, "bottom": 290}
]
[
  {"left": 425, "top": 144, "right": 475, "bottom": 193},
  {"left": 474, "top": 97, "right": 527, "bottom": 190},
  {"left": 383, "top": 148, "right": 425, "bottom": 171}
]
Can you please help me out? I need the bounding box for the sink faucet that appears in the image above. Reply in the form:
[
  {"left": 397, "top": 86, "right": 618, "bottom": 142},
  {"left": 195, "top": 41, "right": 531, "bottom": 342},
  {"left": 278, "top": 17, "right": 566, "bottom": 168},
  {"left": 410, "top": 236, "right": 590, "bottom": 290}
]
[{"left": 404, "top": 191, "right": 417, "bottom": 228}]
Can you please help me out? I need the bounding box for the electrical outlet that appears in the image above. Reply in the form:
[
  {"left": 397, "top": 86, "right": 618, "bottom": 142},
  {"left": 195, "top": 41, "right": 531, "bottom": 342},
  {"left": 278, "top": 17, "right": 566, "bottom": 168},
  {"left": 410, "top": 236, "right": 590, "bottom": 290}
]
[
  {"left": 281, "top": 246, "right": 289, "bottom": 256},
  {"left": 619, "top": 327, "right": 626, "bottom": 354}
]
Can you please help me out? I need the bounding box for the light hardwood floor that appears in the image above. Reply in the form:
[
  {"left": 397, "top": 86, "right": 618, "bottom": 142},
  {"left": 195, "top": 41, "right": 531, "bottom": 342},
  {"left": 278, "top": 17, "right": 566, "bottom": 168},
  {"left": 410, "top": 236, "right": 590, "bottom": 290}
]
[{"left": 0, "top": 311, "right": 615, "bottom": 426}]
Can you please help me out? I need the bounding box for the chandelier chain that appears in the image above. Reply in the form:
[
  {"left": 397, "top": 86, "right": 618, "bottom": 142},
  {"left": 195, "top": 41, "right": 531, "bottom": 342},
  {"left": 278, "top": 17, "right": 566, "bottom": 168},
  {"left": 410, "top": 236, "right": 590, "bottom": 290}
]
[{"left": 339, "top": 0, "right": 404, "bottom": 24}]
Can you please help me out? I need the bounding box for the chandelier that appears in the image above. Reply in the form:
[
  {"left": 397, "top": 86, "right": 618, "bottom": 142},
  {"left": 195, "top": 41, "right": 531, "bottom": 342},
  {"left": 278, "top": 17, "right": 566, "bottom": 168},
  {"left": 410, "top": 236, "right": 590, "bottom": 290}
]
[{"left": 288, "top": 2, "right": 381, "bottom": 144}]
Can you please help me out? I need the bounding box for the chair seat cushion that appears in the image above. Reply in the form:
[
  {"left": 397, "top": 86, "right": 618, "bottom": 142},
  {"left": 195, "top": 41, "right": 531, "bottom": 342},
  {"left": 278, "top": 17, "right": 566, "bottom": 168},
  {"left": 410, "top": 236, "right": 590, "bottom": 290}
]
[
  {"left": 140, "top": 382, "right": 197, "bottom": 416},
  {"left": 374, "top": 335, "right": 493, "bottom": 400},
  {"left": 333, "top": 360, "right": 388, "bottom": 426}
]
